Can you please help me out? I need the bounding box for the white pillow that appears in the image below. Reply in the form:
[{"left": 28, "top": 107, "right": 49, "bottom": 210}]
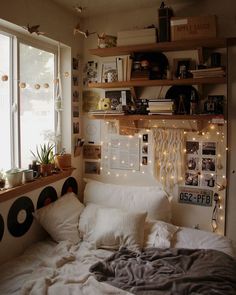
[
  {"left": 144, "top": 220, "right": 179, "bottom": 249},
  {"left": 84, "top": 179, "right": 171, "bottom": 222},
  {"left": 88, "top": 207, "right": 147, "bottom": 251},
  {"left": 34, "top": 192, "right": 84, "bottom": 244},
  {"left": 79, "top": 202, "right": 101, "bottom": 241}
]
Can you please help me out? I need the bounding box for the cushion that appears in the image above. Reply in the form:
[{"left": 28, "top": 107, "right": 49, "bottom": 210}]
[
  {"left": 34, "top": 192, "right": 84, "bottom": 244},
  {"left": 79, "top": 202, "right": 101, "bottom": 241},
  {"left": 83, "top": 179, "right": 171, "bottom": 222},
  {"left": 89, "top": 207, "right": 147, "bottom": 251},
  {"left": 144, "top": 220, "right": 179, "bottom": 249}
]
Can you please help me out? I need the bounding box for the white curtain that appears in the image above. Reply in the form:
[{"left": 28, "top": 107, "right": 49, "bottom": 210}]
[{"left": 153, "top": 128, "right": 185, "bottom": 193}]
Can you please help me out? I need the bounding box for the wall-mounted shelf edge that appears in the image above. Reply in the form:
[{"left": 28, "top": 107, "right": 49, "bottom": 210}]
[
  {"left": 88, "top": 77, "right": 226, "bottom": 89},
  {"left": 89, "top": 38, "right": 236, "bottom": 57}
]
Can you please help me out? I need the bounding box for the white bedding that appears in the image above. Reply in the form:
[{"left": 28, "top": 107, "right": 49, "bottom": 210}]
[{"left": 0, "top": 226, "right": 234, "bottom": 295}]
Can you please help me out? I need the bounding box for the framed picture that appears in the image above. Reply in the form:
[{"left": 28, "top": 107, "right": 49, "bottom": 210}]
[
  {"left": 84, "top": 161, "right": 100, "bottom": 175},
  {"left": 72, "top": 105, "right": 79, "bottom": 117},
  {"left": 83, "top": 145, "right": 101, "bottom": 159},
  {"left": 101, "top": 60, "right": 117, "bottom": 83},
  {"left": 72, "top": 57, "right": 79, "bottom": 70},
  {"left": 173, "top": 58, "right": 192, "bottom": 79}
]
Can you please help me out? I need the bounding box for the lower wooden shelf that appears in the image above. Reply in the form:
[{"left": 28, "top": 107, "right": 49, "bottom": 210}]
[{"left": 0, "top": 168, "right": 75, "bottom": 203}]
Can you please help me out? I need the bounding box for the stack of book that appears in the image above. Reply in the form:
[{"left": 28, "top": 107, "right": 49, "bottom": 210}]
[
  {"left": 147, "top": 99, "right": 174, "bottom": 115},
  {"left": 190, "top": 67, "right": 225, "bottom": 78},
  {"left": 89, "top": 110, "right": 125, "bottom": 116},
  {"left": 131, "top": 69, "right": 149, "bottom": 80}
]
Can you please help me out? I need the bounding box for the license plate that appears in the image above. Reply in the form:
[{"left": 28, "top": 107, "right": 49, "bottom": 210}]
[{"left": 178, "top": 186, "right": 213, "bottom": 207}]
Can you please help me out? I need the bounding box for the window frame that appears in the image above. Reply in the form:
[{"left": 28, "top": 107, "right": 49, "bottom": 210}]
[{"left": 0, "top": 29, "right": 58, "bottom": 170}]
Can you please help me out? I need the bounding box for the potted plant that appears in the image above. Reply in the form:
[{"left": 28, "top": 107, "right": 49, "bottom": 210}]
[{"left": 31, "top": 143, "right": 55, "bottom": 177}]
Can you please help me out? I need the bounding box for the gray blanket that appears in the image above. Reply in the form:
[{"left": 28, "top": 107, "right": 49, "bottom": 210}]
[{"left": 90, "top": 247, "right": 236, "bottom": 295}]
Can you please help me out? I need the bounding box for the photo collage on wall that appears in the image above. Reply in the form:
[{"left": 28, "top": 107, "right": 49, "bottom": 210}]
[
  {"left": 72, "top": 56, "right": 82, "bottom": 157},
  {"left": 185, "top": 141, "right": 216, "bottom": 188},
  {"left": 142, "top": 134, "right": 149, "bottom": 165}
]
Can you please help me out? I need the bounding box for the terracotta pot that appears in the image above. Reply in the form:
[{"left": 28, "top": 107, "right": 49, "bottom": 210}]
[
  {"left": 40, "top": 163, "right": 53, "bottom": 177},
  {"left": 54, "top": 154, "right": 71, "bottom": 171}
]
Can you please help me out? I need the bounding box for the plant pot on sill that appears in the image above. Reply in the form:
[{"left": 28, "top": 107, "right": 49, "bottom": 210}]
[
  {"left": 54, "top": 154, "right": 71, "bottom": 171},
  {"left": 40, "top": 163, "right": 53, "bottom": 177}
]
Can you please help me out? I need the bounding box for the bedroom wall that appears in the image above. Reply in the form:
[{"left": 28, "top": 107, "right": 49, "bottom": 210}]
[
  {"left": 81, "top": 0, "right": 236, "bottom": 242},
  {"left": 0, "top": 0, "right": 84, "bottom": 263}
]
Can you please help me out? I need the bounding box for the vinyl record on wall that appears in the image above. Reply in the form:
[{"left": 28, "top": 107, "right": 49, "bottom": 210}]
[
  {"left": 0, "top": 214, "right": 4, "bottom": 241},
  {"left": 61, "top": 177, "right": 78, "bottom": 196},
  {"left": 37, "top": 186, "right": 58, "bottom": 209},
  {"left": 7, "top": 196, "right": 34, "bottom": 237}
]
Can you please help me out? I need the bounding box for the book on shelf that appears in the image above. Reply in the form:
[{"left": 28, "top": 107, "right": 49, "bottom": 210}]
[
  {"left": 190, "top": 67, "right": 225, "bottom": 78},
  {"left": 89, "top": 110, "right": 125, "bottom": 115},
  {"left": 148, "top": 111, "right": 173, "bottom": 115},
  {"left": 147, "top": 106, "right": 173, "bottom": 111},
  {"left": 115, "top": 55, "right": 133, "bottom": 82}
]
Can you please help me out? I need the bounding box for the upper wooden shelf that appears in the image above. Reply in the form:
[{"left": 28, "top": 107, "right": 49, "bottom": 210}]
[
  {"left": 89, "top": 38, "right": 234, "bottom": 57},
  {"left": 88, "top": 77, "right": 226, "bottom": 89}
]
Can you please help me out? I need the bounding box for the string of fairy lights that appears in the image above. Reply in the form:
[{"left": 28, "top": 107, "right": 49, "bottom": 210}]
[
  {"left": 97, "top": 120, "right": 227, "bottom": 234},
  {"left": 0, "top": 72, "right": 70, "bottom": 89}
]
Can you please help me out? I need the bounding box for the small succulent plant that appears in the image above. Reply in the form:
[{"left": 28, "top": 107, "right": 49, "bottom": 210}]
[{"left": 31, "top": 143, "right": 54, "bottom": 165}]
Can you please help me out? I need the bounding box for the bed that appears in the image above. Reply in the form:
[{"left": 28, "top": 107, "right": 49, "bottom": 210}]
[{"left": 0, "top": 180, "right": 235, "bottom": 295}]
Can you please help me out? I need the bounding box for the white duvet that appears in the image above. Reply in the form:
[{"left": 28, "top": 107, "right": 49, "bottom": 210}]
[{"left": 0, "top": 227, "right": 234, "bottom": 295}]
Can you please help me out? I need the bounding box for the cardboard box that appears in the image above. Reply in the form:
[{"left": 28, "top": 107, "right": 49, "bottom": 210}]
[
  {"left": 171, "top": 15, "right": 217, "bottom": 41},
  {"left": 117, "top": 28, "right": 156, "bottom": 46}
]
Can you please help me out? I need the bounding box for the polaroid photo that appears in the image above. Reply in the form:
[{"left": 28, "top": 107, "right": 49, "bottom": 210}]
[
  {"left": 202, "top": 142, "right": 216, "bottom": 156},
  {"left": 186, "top": 155, "right": 199, "bottom": 171},
  {"left": 142, "top": 145, "right": 148, "bottom": 154},
  {"left": 186, "top": 141, "right": 199, "bottom": 155},
  {"left": 73, "top": 105, "right": 79, "bottom": 117},
  {"left": 202, "top": 157, "right": 216, "bottom": 172},
  {"left": 142, "top": 156, "right": 148, "bottom": 165},
  {"left": 143, "top": 134, "right": 148, "bottom": 142},
  {"left": 201, "top": 173, "right": 216, "bottom": 188},
  {"left": 73, "top": 122, "right": 80, "bottom": 134},
  {"left": 185, "top": 172, "right": 199, "bottom": 186}
]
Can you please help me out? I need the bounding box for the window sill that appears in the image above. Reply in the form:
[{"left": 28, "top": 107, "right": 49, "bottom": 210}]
[{"left": 0, "top": 168, "right": 75, "bottom": 203}]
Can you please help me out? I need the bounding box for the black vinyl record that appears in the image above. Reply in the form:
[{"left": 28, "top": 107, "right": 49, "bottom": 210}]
[
  {"left": 165, "top": 85, "right": 199, "bottom": 114},
  {"left": 7, "top": 196, "right": 34, "bottom": 237},
  {"left": 37, "top": 186, "right": 58, "bottom": 209},
  {"left": 0, "top": 214, "right": 4, "bottom": 241},
  {"left": 61, "top": 177, "right": 78, "bottom": 196}
]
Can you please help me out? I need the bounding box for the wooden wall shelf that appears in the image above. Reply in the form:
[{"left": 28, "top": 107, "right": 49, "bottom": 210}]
[
  {"left": 89, "top": 114, "right": 224, "bottom": 121},
  {"left": 89, "top": 38, "right": 232, "bottom": 57},
  {"left": 88, "top": 77, "right": 226, "bottom": 89},
  {"left": 0, "top": 168, "right": 74, "bottom": 203}
]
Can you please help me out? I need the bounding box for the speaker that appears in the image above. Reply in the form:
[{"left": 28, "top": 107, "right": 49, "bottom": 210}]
[{"left": 158, "top": 3, "right": 173, "bottom": 42}]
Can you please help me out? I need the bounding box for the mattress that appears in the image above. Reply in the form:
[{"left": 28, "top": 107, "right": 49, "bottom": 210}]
[{"left": 0, "top": 226, "right": 234, "bottom": 295}]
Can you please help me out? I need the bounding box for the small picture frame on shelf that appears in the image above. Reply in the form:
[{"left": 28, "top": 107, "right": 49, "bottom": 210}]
[
  {"left": 101, "top": 60, "right": 117, "bottom": 83},
  {"left": 173, "top": 58, "right": 192, "bottom": 79}
]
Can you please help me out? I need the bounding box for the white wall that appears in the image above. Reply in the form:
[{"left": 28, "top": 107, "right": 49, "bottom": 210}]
[{"left": 81, "top": 0, "right": 236, "bottom": 241}]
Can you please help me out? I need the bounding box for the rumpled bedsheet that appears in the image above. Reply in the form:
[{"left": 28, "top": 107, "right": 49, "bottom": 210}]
[
  {"left": 90, "top": 247, "right": 236, "bottom": 295},
  {"left": 0, "top": 240, "right": 132, "bottom": 295}
]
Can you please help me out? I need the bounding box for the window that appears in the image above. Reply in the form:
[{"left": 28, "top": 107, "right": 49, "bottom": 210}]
[
  {"left": 0, "top": 32, "right": 56, "bottom": 171},
  {"left": 19, "top": 44, "right": 55, "bottom": 168}
]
